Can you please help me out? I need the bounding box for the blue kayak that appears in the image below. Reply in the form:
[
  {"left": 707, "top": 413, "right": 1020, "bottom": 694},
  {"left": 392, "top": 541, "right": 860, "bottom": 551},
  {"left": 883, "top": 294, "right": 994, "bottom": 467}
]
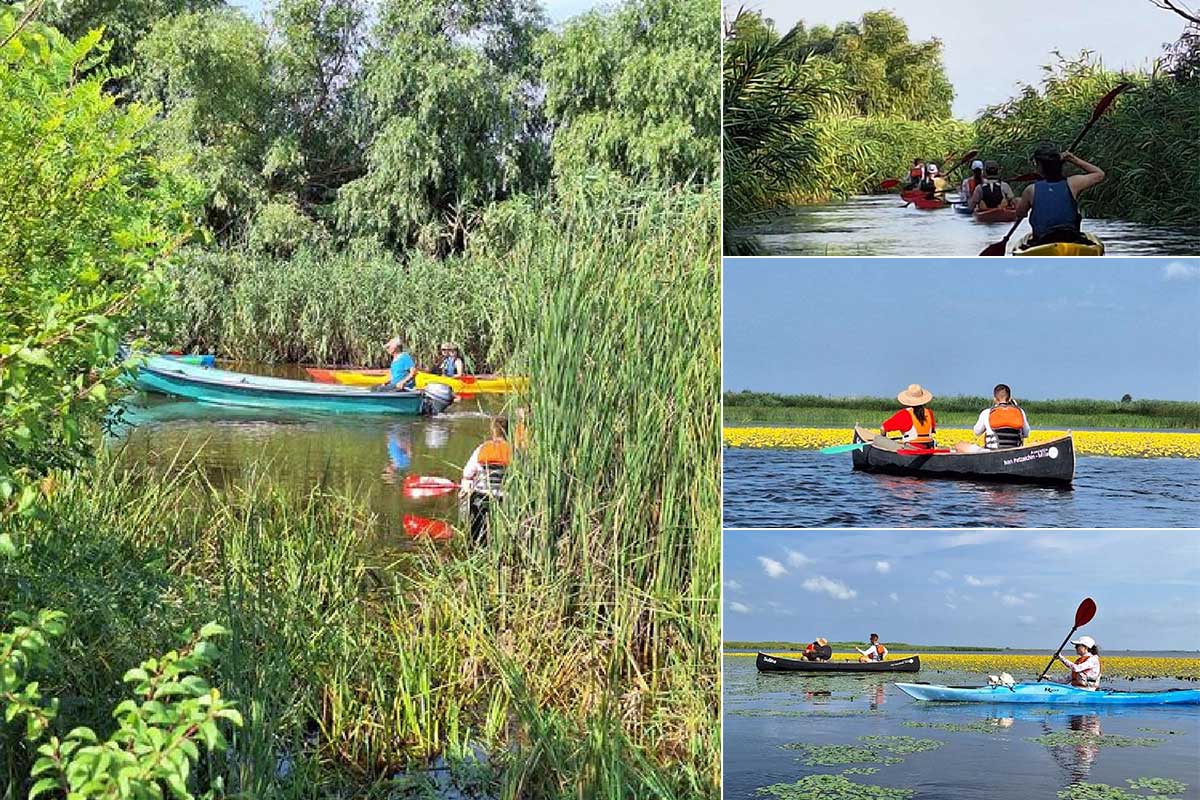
[
  {"left": 896, "top": 682, "right": 1200, "bottom": 705},
  {"left": 133, "top": 356, "right": 424, "bottom": 415},
  {"left": 953, "top": 203, "right": 972, "bottom": 215}
]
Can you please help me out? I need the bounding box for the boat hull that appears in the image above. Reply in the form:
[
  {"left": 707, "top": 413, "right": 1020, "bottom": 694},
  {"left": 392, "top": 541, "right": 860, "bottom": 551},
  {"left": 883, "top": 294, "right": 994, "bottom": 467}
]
[
  {"left": 850, "top": 425, "right": 1074, "bottom": 486},
  {"left": 135, "top": 358, "right": 423, "bottom": 414},
  {"left": 1014, "top": 232, "right": 1104, "bottom": 256},
  {"left": 896, "top": 682, "right": 1200, "bottom": 705},
  {"left": 973, "top": 207, "right": 1018, "bottom": 223},
  {"left": 756, "top": 652, "right": 920, "bottom": 673}
]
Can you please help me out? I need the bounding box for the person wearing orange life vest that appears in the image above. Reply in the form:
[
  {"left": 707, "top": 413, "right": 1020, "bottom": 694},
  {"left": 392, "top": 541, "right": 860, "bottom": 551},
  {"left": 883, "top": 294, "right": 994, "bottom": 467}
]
[
  {"left": 1053, "top": 635, "right": 1102, "bottom": 690},
  {"left": 975, "top": 383, "right": 1030, "bottom": 449},
  {"left": 959, "top": 159, "right": 985, "bottom": 200},
  {"left": 879, "top": 384, "right": 937, "bottom": 450},
  {"left": 857, "top": 633, "right": 888, "bottom": 663},
  {"left": 460, "top": 416, "right": 512, "bottom": 542}
]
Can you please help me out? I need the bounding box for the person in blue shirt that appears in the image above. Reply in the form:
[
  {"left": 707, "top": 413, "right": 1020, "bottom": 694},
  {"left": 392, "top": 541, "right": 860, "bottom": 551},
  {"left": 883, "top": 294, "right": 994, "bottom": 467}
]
[
  {"left": 374, "top": 337, "right": 416, "bottom": 392},
  {"left": 1013, "top": 144, "right": 1105, "bottom": 245},
  {"left": 439, "top": 342, "right": 465, "bottom": 377}
]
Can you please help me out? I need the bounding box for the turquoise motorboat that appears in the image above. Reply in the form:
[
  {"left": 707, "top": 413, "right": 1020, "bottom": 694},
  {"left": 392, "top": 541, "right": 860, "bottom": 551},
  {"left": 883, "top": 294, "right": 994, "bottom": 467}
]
[{"left": 133, "top": 356, "right": 425, "bottom": 415}]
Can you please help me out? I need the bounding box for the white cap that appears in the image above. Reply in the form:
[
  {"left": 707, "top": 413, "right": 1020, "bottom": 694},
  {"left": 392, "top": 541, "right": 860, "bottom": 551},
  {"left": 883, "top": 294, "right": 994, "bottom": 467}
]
[
  {"left": 1070, "top": 635, "right": 1096, "bottom": 649},
  {"left": 971, "top": 159, "right": 984, "bottom": 170},
  {"left": 927, "top": 164, "right": 939, "bottom": 174}
]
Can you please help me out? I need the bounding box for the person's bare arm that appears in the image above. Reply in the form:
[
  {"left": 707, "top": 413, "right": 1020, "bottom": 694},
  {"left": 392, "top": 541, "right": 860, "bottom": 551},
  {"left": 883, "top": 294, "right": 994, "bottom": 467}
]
[
  {"left": 1063, "top": 151, "right": 1105, "bottom": 196},
  {"left": 1013, "top": 184, "right": 1035, "bottom": 220}
]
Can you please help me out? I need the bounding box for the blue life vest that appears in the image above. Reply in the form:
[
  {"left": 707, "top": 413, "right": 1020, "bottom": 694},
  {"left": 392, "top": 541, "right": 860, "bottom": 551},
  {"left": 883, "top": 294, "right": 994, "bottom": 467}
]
[
  {"left": 441, "top": 356, "right": 460, "bottom": 377},
  {"left": 1029, "top": 180, "right": 1080, "bottom": 238}
]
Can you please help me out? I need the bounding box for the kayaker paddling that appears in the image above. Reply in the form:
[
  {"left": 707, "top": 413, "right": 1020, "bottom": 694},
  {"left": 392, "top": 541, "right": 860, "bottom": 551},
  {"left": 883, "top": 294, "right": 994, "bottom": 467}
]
[
  {"left": 439, "top": 342, "right": 465, "bottom": 378},
  {"left": 905, "top": 158, "right": 925, "bottom": 190},
  {"left": 953, "top": 383, "right": 1030, "bottom": 453},
  {"left": 1013, "top": 144, "right": 1106, "bottom": 248},
  {"left": 916, "top": 163, "right": 940, "bottom": 196},
  {"left": 803, "top": 637, "right": 832, "bottom": 662},
  {"left": 959, "top": 159, "right": 985, "bottom": 202},
  {"left": 1053, "top": 635, "right": 1102, "bottom": 690},
  {"left": 375, "top": 337, "right": 417, "bottom": 392},
  {"left": 857, "top": 633, "right": 888, "bottom": 663},
  {"left": 968, "top": 161, "right": 1015, "bottom": 211},
  {"left": 460, "top": 416, "right": 512, "bottom": 542},
  {"left": 879, "top": 384, "right": 937, "bottom": 451}
]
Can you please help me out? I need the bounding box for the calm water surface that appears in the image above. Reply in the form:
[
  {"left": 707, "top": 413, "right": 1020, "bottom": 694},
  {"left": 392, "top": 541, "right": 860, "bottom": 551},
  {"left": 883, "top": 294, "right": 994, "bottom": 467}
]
[
  {"left": 739, "top": 195, "right": 1200, "bottom": 256},
  {"left": 723, "top": 448, "right": 1200, "bottom": 528},
  {"left": 106, "top": 363, "right": 508, "bottom": 545},
  {"left": 723, "top": 655, "right": 1200, "bottom": 799}
]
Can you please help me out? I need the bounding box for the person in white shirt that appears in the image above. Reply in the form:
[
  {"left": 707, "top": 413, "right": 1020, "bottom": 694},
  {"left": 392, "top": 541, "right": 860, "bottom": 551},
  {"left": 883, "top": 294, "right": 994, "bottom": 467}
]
[
  {"left": 954, "top": 383, "right": 1031, "bottom": 453},
  {"left": 1054, "top": 635, "right": 1102, "bottom": 690},
  {"left": 856, "top": 633, "right": 888, "bottom": 663}
]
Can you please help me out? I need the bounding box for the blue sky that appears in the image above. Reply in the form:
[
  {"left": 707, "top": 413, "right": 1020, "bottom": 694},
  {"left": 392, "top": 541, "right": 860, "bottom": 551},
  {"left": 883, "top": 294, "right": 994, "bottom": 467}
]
[
  {"left": 728, "top": 0, "right": 1192, "bottom": 119},
  {"left": 723, "top": 259, "right": 1200, "bottom": 401},
  {"left": 723, "top": 531, "right": 1200, "bottom": 650},
  {"left": 232, "top": 0, "right": 603, "bottom": 24}
]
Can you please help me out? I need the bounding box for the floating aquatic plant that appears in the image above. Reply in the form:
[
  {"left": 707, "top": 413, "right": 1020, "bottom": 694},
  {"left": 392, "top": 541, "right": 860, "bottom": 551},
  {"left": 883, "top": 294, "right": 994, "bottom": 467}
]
[
  {"left": 858, "top": 736, "right": 945, "bottom": 755},
  {"left": 783, "top": 736, "right": 943, "bottom": 767},
  {"left": 756, "top": 773, "right": 916, "bottom": 799},
  {"left": 1027, "top": 731, "right": 1163, "bottom": 748},
  {"left": 842, "top": 767, "right": 880, "bottom": 775},
  {"left": 1055, "top": 777, "right": 1188, "bottom": 800},
  {"left": 902, "top": 720, "right": 1004, "bottom": 735},
  {"left": 1126, "top": 777, "right": 1187, "bottom": 794}
]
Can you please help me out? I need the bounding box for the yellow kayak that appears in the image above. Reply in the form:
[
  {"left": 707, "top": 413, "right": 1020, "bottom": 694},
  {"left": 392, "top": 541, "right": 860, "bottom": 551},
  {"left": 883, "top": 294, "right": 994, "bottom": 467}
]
[
  {"left": 1014, "top": 232, "right": 1104, "bottom": 257},
  {"left": 307, "top": 367, "right": 526, "bottom": 394}
]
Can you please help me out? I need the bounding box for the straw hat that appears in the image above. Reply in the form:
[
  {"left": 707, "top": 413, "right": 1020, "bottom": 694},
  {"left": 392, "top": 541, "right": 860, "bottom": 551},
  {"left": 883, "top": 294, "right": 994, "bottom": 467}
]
[
  {"left": 897, "top": 383, "right": 934, "bottom": 406},
  {"left": 816, "top": 637, "right": 829, "bottom": 646},
  {"left": 440, "top": 341, "right": 455, "bottom": 351}
]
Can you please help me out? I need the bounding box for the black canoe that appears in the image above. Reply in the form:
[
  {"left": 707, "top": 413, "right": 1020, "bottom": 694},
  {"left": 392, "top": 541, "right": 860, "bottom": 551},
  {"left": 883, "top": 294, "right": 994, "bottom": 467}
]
[
  {"left": 850, "top": 425, "right": 1074, "bottom": 486},
  {"left": 756, "top": 652, "right": 921, "bottom": 673}
]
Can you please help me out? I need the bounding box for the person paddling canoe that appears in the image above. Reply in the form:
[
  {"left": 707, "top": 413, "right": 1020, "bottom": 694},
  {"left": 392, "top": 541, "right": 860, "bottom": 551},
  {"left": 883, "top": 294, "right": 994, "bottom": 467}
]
[
  {"left": 439, "top": 341, "right": 465, "bottom": 377},
  {"left": 857, "top": 633, "right": 888, "bottom": 663},
  {"left": 968, "top": 161, "right": 1015, "bottom": 211},
  {"left": 1012, "top": 144, "right": 1105, "bottom": 248},
  {"left": 954, "top": 383, "right": 1030, "bottom": 453},
  {"left": 879, "top": 384, "right": 937, "bottom": 451},
  {"left": 959, "top": 159, "right": 985, "bottom": 201},
  {"left": 905, "top": 158, "right": 925, "bottom": 190},
  {"left": 374, "top": 337, "right": 417, "bottom": 392},
  {"left": 804, "top": 638, "right": 833, "bottom": 662},
  {"left": 1052, "top": 635, "right": 1102, "bottom": 690}
]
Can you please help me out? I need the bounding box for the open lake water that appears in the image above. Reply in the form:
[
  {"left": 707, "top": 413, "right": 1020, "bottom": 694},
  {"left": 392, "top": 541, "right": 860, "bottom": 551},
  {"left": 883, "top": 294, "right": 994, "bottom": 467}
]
[
  {"left": 723, "top": 654, "right": 1200, "bottom": 799},
  {"left": 722, "top": 447, "right": 1200, "bottom": 528},
  {"left": 738, "top": 195, "right": 1200, "bottom": 257}
]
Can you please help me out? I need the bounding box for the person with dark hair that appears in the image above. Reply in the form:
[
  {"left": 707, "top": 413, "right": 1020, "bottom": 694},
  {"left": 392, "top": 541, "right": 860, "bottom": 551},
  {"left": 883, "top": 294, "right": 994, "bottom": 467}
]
[
  {"left": 955, "top": 383, "right": 1032, "bottom": 453},
  {"left": 959, "top": 159, "right": 985, "bottom": 202},
  {"left": 803, "top": 638, "right": 833, "bottom": 661},
  {"left": 1053, "top": 635, "right": 1102, "bottom": 690},
  {"left": 1012, "top": 143, "right": 1105, "bottom": 245},
  {"left": 905, "top": 158, "right": 925, "bottom": 189},
  {"left": 968, "top": 161, "right": 1015, "bottom": 211},
  {"left": 916, "top": 163, "right": 940, "bottom": 195},
  {"left": 879, "top": 384, "right": 937, "bottom": 451},
  {"left": 857, "top": 633, "right": 888, "bottom": 663}
]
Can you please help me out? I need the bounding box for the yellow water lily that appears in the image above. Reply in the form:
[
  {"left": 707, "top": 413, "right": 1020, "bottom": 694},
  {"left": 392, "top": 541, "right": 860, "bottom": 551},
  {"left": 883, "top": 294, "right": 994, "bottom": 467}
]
[
  {"left": 728, "top": 652, "right": 1200, "bottom": 679},
  {"left": 723, "top": 427, "right": 1200, "bottom": 459}
]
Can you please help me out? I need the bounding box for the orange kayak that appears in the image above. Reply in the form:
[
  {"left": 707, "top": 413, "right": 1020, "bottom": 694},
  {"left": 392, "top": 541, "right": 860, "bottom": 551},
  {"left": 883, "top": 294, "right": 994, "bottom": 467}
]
[{"left": 973, "top": 206, "right": 1018, "bottom": 223}]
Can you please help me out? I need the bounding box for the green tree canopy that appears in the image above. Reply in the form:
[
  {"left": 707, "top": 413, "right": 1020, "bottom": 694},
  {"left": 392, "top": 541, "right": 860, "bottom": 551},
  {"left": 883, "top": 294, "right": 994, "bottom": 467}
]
[{"left": 43, "top": 0, "right": 220, "bottom": 69}]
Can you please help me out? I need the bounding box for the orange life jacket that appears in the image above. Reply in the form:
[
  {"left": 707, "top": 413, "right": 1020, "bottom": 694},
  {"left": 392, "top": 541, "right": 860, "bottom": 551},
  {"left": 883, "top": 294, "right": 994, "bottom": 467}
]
[
  {"left": 989, "top": 405, "right": 1024, "bottom": 431},
  {"left": 477, "top": 438, "right": 512, "bottom": 466},
  {"left": 909, "top": 166, "right": 923, "bottom": 179},
  {"left": 903, "top": 408, "right": 935, "bottom": 444},
  {"left": 805, "top": 643, "right": 816, "bottom": 654},
  {"left": 869, "top": 643, "right": 887, "bottom": 660}
]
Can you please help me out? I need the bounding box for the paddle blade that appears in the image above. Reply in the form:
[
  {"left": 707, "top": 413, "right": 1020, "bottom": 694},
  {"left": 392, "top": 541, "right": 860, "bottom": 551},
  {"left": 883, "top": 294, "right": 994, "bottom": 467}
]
[
  {"left": 820, "top": 442, "right": 871, "bottom": 454},
  {"left": 979, "top": 241, "right": 1007, "bottom": 256},
  {"left": 402, "top": 513, "right": 452, "bottom": 540},
  {"left": 879, "top": 179, "right": 900, "bottom": 189},
  {"left": 1075, "top": 597, "right": 1097, "bottom": 627},
  {"left": 1089, "top": 83, "right": 1133, "bottom": 123}
]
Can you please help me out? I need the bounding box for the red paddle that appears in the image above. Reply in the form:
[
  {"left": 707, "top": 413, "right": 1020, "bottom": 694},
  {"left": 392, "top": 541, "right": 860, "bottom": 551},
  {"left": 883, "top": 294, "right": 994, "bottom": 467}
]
[
  {"left": 402, "top": 475, "right": 458, "bottom": 499},
  {"left": 1037, "top": 598, "right": 1097, "bottom": 682},
  {"left": 980, "top": 84, "right": 1132, "bottom": 256},
  {"left": 880, "top": 179, "right": 901, "bottom": 190},
  {"left": 402, "top": 513, "right": 452, "bottom": 540}
]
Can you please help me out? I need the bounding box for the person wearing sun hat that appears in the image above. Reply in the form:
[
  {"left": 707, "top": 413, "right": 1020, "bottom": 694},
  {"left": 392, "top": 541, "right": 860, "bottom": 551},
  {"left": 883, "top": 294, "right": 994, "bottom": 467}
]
[
  {"left": 1053, "top": 635, "right": 1102, "bottom": 690},
  {"left": 878, "top": 384, "right": 937, "bottom": 450},
  {"left": 803, "top": 637, "right": 832, "bottom": 662},
  {"left": 438, "top": 342, "right": 465, "bottom": 378}
]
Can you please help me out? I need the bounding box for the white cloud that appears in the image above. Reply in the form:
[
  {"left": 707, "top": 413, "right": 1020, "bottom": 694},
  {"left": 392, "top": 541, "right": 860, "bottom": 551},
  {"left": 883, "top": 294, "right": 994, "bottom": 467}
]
[
  {"left": 1163, "top": 261, "right": 1200, "bottom": 281},
  {"left": 1029, "top": 535, "right": 1074, "bottom": 553},
  {"left": 931, "top": 569, "right": 952, "bottom": 582},
  {"left": 889, "top": 592, "right": 900, "bottom": 603},
  {"left": 945, "top": 603, "right": 958, "bottom": 610},
  {"left": 999, "top": 593, "right": 1026, "bottom": 607},
  {"left": 757, "top": 556, "right": 787, "bottom": 578},
  {"left": 875, "top": 560, "right": 891, "bottom": 574},
  {"left": 1022, "top": 592, "right": 1036, "bottom": 599},
  {"left": 786, "top": 549, "right": 811, "bottom": 567},
  {"left": 965, "top": 574, "right": 1002, "bottom": 587},
  {"left": 723, "top": 579, "right": 742, "bottom": 591},
  {"left": 1017, "top": 615, "right": 1036, "bottom": 625},
  {"left": 1004, "top": 267, "right": 1034, "bottom": 277},
  {"left": 802, "top": 575, "right": 858, "bottom": 600},
  {"left": 729, "top": 601, "right": 751, "bottom": 614}
]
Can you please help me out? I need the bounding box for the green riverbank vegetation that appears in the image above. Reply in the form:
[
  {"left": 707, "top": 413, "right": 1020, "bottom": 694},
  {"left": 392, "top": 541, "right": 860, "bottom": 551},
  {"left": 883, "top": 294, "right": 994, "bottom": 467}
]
[
  {"left": 1, "top": 0, "right": 719, "bottom": 796},
  {"left": 723, "top": 392, "right": 1200, "bottom": 430},
  {"left": 723, "top": 3, "right": 1200, "bottom": 250},
  {"left": 724, "top": 642, "right": 1005, "bottom": 653}
]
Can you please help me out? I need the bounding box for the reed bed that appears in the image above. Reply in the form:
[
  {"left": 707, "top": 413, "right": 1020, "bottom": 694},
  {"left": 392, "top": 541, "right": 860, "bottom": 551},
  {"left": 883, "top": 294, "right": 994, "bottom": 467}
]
[
  {"left": 739, "top": 653, "right": 1200, "bottom": 681},
  {"left": 723, "top": 427, "right": 1200, "bottom": 459},
  {"left": 2, "top": 186, "right": 721, "bottom": 797}
]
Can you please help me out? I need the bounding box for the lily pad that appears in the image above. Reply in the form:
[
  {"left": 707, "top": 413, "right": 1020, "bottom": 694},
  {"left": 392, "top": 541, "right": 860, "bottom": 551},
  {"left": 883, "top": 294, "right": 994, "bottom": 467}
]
[
  {"left": 1027, "top": 732, "right": 1163, "bottom": 748},
  {"left": 1056, "top": 783, "right": 1139, "bottom": 800},
  {"left": 1127, "top": 777, "right": 1187, "bottom": 794},
  {"left": 858, "top": 735, "right": 944, "bottom": 755},
  {"left": 757, "top": 774, "right": 915, "bottom": 799},
  {"left": 842, "top": 767, "right": 880, "bottom": 775},
  {"left": 902, "top": 720, "right": 1003, "bottom": 735},
  {"left": 782, "top": 743, "right": 898, "bottom": 766}
]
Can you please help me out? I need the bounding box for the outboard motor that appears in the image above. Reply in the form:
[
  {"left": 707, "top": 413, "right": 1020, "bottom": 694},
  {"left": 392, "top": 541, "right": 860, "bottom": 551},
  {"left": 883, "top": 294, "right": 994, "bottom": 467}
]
[{"left": 420, "top": 381, "right": 455, "bottom": 416}]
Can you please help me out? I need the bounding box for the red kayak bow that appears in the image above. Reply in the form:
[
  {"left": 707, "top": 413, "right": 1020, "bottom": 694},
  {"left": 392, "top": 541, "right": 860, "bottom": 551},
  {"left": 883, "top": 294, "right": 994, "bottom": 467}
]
[{"left": 402, "top": 513, "right": 452, "bottom": 540}]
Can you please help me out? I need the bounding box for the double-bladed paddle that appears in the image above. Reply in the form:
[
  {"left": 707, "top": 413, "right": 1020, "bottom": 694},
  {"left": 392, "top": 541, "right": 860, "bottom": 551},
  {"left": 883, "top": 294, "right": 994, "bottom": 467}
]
[
  {"left": 820, "top": 441, "right": 873, "bottom": 454},
  {"left": 1037, "top": 597, "right": 1097, "bottom": 682},
  {"left": 980, "top": 84, "right": 1133, "bottom": 256}
]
